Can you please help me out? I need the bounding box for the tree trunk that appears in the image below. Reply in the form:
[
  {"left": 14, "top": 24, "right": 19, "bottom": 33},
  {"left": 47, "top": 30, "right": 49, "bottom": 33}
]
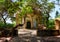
[
  {"left": 16, "top": 13, "right": 20, "bottom": 25},
  {"left": 46, "top": 14, "right": 49, "bottom": 28},
  {"left": 3, "top": 18, "right": 6, "bottom": 24},
  {"left": 0, "top": 13, "right": 6, "bottom": 24}
]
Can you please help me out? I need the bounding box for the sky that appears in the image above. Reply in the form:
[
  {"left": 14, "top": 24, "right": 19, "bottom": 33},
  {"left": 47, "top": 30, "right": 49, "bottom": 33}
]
[
  {"left": 49, "top": 0, "right": 60, "bottom": 19},
  {"left": 50, "top": 5, "right": 60, "bottom": 19},
  {"left": 6, "top": 0, "right": 60, "bottom": 23}
]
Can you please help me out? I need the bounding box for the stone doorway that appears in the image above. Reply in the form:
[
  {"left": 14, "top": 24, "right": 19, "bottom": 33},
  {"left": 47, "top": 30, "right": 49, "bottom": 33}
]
[{"left": 26, "top": 21, "right": 31, "bottom": 29}]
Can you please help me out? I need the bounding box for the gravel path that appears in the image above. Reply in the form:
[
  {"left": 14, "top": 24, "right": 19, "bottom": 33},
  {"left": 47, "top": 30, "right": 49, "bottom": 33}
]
[
  {"left": 9, "top": 36, "right": 60, "bottom": 42},
  {"left": 1, "top": 35, "right": 60, "bottom": 42},
  {"left": 1, "top": 29, "right": 60, "bottom": 42}
]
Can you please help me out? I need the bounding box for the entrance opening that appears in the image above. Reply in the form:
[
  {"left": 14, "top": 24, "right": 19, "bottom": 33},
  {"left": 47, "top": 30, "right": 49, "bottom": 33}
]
[{"left": 26, "top": 21, "right": 31, "bottom": 29}]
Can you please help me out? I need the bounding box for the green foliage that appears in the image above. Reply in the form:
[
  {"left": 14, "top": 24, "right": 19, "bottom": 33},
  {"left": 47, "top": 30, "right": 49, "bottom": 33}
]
[
  {"left": 0, "top": 22, "right": 14, "bottom": 28},
  {"left": 26, "top": 6, "right": 33, "bottom": 13},
  {"left": 55, "top": 10, "right": 60, "bottom": 18},
  {"left": 0, "top": 0, "right": 5, "bottom": 2},
  {"left": 2, "top": 0, "right": 33, "bottom": 19},
  {"left": 5, "top": 0, "right": 33, "bottom": 16},
  {"left": 0, "top": 0, "right": 55, "bottom": 28},
  {"left": 38, "top": 0, "right": 55, "bottom": 27},
  {"left": 20, "top": 6, "right": 33, "bottom": 16},
  {"left": 48, "top": 19, "right": 55, "bottom": 29},
  {"left": 7, "top": 2, "right": 20, "bottom": 15},
  {"left": 56, "top": 15, "right": 60, "bottom": 18},
  {"left": 6, "top": 23, "right": 14, "bottom": 28},
  {"left": 0, "top": 22, "right": 4, "bottom": 28}
]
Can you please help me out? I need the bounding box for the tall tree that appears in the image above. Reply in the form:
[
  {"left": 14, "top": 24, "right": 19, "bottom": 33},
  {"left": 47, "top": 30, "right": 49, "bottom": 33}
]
[
  {"left": 55, "top": 11, "right": 59, "bottom": 18},
  {"left": 0, "top": 0, "right": 9, "bottom": 24},
  {"left": 27, "top": 0, "right": 55, "bottom": 25},
  {"left": 5, "top": 0, "right": 33, "bottom": 24},
  {"left": 0, "top": 0, "right": 55, "bottom": 27},
  {"left": 34, "top": 0, "right": 55, "bottom": 27}
]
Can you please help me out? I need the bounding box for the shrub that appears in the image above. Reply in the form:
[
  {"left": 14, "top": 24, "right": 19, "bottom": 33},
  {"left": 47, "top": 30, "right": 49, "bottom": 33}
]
[
  {"left": 0, "top": 22, "right": 14, "bottom": 28},
  {"left": 48, "top": 19, "right": 55, "bottom": 29}
]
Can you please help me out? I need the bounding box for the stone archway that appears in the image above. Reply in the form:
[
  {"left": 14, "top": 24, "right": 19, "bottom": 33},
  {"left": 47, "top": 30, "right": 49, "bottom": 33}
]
[
  {"left": 26, "top": 21, "right": 31, "bottom": 29},
  {"left": 55, "top": 18, "right": 60, "bottom": 30}
]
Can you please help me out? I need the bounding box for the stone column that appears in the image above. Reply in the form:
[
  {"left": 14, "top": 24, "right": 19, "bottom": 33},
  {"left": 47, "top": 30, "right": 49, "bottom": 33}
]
[{"left": 55, "top": 20, "right": 59, "bottom": 30}]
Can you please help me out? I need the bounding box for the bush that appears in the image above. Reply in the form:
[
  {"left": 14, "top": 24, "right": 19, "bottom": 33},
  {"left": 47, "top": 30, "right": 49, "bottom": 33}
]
[
  {"left": 0, "top": 22, "right": 14, "bottom": 28},
  {"left": 37, "top": 29, "right": 59, "bottom": 36},
  {"left": 6, "top": 23, "right": 14, "bottom": 28},
  {"left": 48, "top": 19, "right": 55, "bottom": 29}
]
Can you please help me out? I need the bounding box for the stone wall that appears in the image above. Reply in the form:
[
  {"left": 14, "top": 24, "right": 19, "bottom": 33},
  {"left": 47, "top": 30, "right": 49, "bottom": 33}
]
[{"left": 55, "top": 18, "right": 60, "bottom": 30}]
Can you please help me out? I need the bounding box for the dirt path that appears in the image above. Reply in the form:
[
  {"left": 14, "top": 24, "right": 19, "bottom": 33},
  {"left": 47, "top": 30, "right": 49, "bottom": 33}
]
[
  {"left": 9, "top": 36, "right": 60, "bottom": 42},
  {"left": 1, "top": 29, "right": 60, "bottom": 42}
]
